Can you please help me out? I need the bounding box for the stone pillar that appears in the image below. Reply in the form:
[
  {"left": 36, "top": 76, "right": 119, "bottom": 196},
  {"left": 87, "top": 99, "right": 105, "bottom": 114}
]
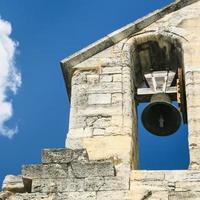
[
  {"left": 185, "top": 70, "right": 200, "bottom": 169},
  {"left": 65, "top": 42, "right": 139, "bottom": 175},
  {"left": 183, "top": 24, "right": 200, "bottom": 169}
]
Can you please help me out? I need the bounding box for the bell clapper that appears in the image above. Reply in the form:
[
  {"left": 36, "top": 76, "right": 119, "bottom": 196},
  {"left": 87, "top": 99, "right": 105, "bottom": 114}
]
[{"left": 158, "top": 115, "right": 164, "bottom": 128}]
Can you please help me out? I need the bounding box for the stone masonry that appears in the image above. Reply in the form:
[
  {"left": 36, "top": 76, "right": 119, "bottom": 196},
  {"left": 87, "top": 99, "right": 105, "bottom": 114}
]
[{"left": 2, "top": 0, "right": 200, "bottom": 199}]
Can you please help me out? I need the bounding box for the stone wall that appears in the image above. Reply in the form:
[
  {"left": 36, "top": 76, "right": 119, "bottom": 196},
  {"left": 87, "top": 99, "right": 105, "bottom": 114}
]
[
  {"left": 0, "top": 149, "right": 130, "bottom": 200},
  {"left": 130, "top": 170, "right": 200, "bottom": 199}
]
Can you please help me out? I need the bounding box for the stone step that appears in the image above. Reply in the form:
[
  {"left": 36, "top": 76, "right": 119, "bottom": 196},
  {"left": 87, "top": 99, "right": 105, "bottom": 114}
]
[
  {"left": 2, "top": 175, "right": 25, "bottom": 193},
  {"left": 22, "top": 160, "right": 115, "bottom": 179},
  {"left": 2, "top": 175, "right": 32, "bottom": 194},
  {"left": 32, "top": 178, "right": 84, "bottom": 193},
  {"left": 22, "top": 164, "right": 69, "bottom": 179},
  {"left": 71, "top": 160, "right": 115, "bottom": 178},
  {"left": 8, "top": 193, "right": 51, "bottom": 200},
  {"left": 42, "top": 148, "right": 88, "bottom": 164},
  {"left": 31, "top": 176, "right": 128, "bottom": 193},
  {"left": 4, "top": 191, "right": 131, "bottom": 200},
  {"left": 8, "top": 192, "right": 97, "bottom": 200}
]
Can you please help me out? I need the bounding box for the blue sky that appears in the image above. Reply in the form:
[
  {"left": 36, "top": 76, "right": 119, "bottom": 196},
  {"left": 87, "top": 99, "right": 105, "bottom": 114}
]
[{"left": 0, "top": 0, "right": 189, "bottom": 185}]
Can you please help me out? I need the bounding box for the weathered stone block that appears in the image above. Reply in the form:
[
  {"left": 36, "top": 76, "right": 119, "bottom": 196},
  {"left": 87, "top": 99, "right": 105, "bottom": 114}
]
[
  {"left": 111, "top": 115, "right": 123, "bottom": 127},
  {"left": 187, "top": 107, "right": 200, "bottom": 120},
  {"left": 169, "top": 191, "right": 200, "bottom": 200},
  {"left": 2, "top": 175, "right": 25, "bottom": 193},
  {"left": 67, "top": 128, "right": 93, "bottom": 139},
  {"left": 86, "top": 74, "right": 99, "bottom": 84},
  {"left": 102, "top": 67, "right": 122, "bottom": 74},
  {"left": 189, "top": 134, "right": 200, "bottom": 148},
  {"left": 87, "top": 82, "right": 122, "bottom": 94},
  {"left": 163, "top": 170, "right": 198, "bottom": 182},
  {"left": 71, "top": 161, "right": 115, "bottom": 178},
  {"left": 32, "top": 178, "right": 84, "bottom": 193},
  {"left": 88, "top": 94, "right": 111, "bottom": 105},
  {"left": 93, "top": 117, "right": 111, "bottom": 129},
  {"left": 22, "top": 164, "right": 69, "bottom": 179},
  {"left": 66, "top": 192, "right": 96, "bottom": 200},
  {"left": 8, "top": 193, "right": 50, "bottom": 200},
  {"left": 97, "top": 191, "right": 129, "bottom": 200},
  {"left": 105, "top": 126, "right": 123, "bottom": 135},
  {"left": 84, "top": 176, "right": 129, "bottom": 191},
  {"left": 175, "top": 181, "right": 200, "bottom": 192},
  {"left": 186, "top": 84, "right": 200, "bottom": 97},
  {"left": 71, "top": 84, "right": 88, "bottom": 107},
  {"left": 113, "top": 74, "right": 122, "bottom": 82},
  {"left": 112, "top": 93, "right": 122, "bottom": 105},
  {"left": 83, "top": 135, "right": 132, "bottom": 162},
  {"left": 130, "top": 189, "right": 169, "bottom": 200},
  {"left": 78, "top": 104, "right": 123, "bottom": 116},
  {"left": 128, "top": 189, "right": 153, "bottom": 200},
  {"left": 93, "top": 129, "right": 105, "bottom": 136},
  {"left": 130, "top": 170, "right": 165, "bottom": 181},
  {"left": 100, "top": 75, "right": 112, "bottom": 82},
  {"left": 72, "top": 73, "right": 87, "bottom": 85},
  {"left": 187, "top": 94, "right": 200, "bottom": 107},
  {"left": 0, "top": 191, "right": 13, "bottom": 200},
  {"left": 84, "top": 177, "right": 104, "bottom": 191},
  {"left": 130, "top": 180, "right": 168, "bottom": 191},
  {"left": 65, "top": 137, "right": 84, "bottom": 149},
  {"left": 185, "top": 71, "right": 200, "bottom": 86},
  {"left": 42, "top": 148, "right": 88, "bottom": 164},
  {"left": 9, "top": 191, "right": 96, "bottom": 200},
  {"left": 189, "top": 148, "right": 200, "bottom": 168},
  {"left": 85, "top": 116, "right": 98, "bottom": 127},
  {"left": 69, "top": 116, "right": 86, "bottom": 129}
]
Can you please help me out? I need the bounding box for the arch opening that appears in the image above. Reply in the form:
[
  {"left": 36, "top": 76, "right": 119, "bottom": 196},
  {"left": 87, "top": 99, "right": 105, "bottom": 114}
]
[{"left": 130, "top": 34, "right": 189, "bottom": 169}]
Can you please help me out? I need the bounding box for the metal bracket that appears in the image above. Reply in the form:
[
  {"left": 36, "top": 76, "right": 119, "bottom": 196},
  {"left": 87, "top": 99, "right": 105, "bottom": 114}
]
[{"left": 137, "top": 70, "right": 176, "bottom": 94}]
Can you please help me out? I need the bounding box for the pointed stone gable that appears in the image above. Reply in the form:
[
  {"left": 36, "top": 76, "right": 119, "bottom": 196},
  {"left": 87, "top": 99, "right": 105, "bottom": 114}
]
[{"left": 61, "top": 0, "right": 200, "bottom": 95}]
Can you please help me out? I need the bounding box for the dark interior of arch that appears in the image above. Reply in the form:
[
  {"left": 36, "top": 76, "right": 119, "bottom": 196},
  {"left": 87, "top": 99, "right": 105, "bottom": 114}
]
[{"left": 133, "top": 38, "right": 183, "bottom": 91}]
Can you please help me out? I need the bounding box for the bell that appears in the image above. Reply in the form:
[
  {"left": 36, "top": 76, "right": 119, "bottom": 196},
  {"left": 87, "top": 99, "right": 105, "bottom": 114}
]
[{"left": 141, "top": 93, "right": 181, "bottom": 136}]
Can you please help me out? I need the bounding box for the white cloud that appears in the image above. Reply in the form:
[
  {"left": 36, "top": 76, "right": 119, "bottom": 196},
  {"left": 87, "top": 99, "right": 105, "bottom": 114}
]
[{"left": 0, "top": 18, "right": 21, "bottom": 138}]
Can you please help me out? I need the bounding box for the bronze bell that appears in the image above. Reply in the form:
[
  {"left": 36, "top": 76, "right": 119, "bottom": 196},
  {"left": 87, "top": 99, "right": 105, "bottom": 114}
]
[{"left": 141, "top": 93, "right": 181, "bottom": 136}]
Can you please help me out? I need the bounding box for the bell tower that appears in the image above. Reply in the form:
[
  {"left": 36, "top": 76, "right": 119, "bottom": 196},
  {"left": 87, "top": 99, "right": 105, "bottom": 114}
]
[
  {"left": 2, "top": 0, "right": 200, "bottom": 199},
  {"left": 60, "top": 0, "right": 200, "bottom": 198}
]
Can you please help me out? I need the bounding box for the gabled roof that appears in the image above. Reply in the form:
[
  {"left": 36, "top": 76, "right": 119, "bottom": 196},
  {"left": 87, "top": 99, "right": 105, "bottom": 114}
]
[{"left": 60, "top": 0, "right": 199, "bottom": 95}]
